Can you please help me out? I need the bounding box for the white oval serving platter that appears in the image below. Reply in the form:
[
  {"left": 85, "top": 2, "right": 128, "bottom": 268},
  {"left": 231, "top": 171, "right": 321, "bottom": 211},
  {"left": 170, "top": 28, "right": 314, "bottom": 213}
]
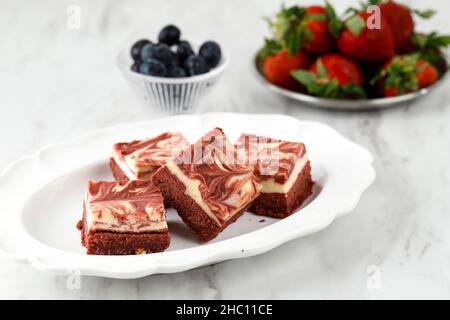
[{"left": 0, "top": 113, "right": 375, "bottom": 279}]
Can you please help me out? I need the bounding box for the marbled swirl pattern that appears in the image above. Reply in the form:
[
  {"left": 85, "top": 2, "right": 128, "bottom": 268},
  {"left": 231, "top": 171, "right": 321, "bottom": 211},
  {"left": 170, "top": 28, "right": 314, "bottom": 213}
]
[
  {"left": 236, "top": 134, "right": 306, "bottom": 183},
  {"left": 174, "top": 128, "right": 261, "bottom": 221},
  {"left": 113, "top": 132, "right": 189, "bottom": 179},
  {"left": 86, "top": 180, "right": 166, "bottom": 232}
]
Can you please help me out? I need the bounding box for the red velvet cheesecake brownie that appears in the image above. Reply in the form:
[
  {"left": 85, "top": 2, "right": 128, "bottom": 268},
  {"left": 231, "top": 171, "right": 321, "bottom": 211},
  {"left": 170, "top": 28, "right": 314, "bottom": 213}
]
[
  {"left": 79, "top": 180, "right": 170, "bottom": 255},
  {"left": 152, "top": 128, "right": 261, "bottom": 242},
  {"left": 110, "top": 131, "right": 189, "bottom": 181},
  {"left": 235, "top": 134, "right": 313, "bottom": 218}
]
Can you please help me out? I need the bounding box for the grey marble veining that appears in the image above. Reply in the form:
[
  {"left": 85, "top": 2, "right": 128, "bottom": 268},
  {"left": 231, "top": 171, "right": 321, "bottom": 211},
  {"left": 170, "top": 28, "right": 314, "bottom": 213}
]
[{"left": 1, "top": 0, "right": 450, "bottom": 299}]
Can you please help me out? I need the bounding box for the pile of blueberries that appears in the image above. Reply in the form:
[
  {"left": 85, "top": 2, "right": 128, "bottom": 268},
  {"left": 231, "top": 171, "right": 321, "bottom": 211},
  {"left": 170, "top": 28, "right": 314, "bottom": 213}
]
[{"left": 130, "top": 25, "right": 222, "bottom": 78}]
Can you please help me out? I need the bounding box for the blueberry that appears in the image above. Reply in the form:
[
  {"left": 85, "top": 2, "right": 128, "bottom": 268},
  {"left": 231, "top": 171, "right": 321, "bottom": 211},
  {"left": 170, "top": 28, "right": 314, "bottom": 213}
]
[
  {"left": 139, "top": 59, "right": 167, "bottom": 77},
  {"left": 167, "top": 66, "right": 187, "bottom": 78},
  {"left": 199, "top": 41, "right": 221, "bottom": 68},
  {"left": 140, "top": 43, "right": 157, "bottom": 62},
  {"left": 158, "top": 25, "right": 180, "bottom": 46},
  {"left": 152, "top": 43, "right": 177, "bottom": 67},
  {"left": 184, "top": 55, "right": 210, "bottom": 76},
  {"left": 175, "top": 41, "right": 194, "bottom": 63},
  {"left": 131, "top": 39, "right": 151, "bottom": 61},
  {"left": 131, "top": 60, "right": 141, "bottom": 72}
]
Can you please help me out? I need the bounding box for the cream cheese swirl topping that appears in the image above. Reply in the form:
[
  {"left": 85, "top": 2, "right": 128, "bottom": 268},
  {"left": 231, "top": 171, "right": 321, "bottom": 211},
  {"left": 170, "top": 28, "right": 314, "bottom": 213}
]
[{"left": 85, "top": 180, "right": 167, "bottom": 232}]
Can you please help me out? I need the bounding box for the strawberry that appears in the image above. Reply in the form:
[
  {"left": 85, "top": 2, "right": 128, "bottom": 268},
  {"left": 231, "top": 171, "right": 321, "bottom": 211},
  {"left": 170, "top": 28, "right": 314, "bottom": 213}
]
[
  {"left": 262, "top": 5, "right": 334, "bottom": 55},
  {"left": 302, "top": 6, "right": 334, "bottom": 54},
  {"left": 416, "top": 59, "right": 439, "bottom": 88},
  {"left": 371, "top": 54, "right": 439, "bottom": 97},
  {"left": 336, "top": 11, "right": 395, "bottom": 62},
  {"left": 291, "top": 54, "right": 366, "bottom": 99},
  {"left": 377, "top": 1, "right": 414, "bottom": 50},
  {"left": 365, "top": 0, "right": 436, "bottom": 50},
  {"left": 263, "top": 49, "right": 312, "bottom": 90},
  {"left": 406, "top": 32, "right": 450, "bottom": 74}
]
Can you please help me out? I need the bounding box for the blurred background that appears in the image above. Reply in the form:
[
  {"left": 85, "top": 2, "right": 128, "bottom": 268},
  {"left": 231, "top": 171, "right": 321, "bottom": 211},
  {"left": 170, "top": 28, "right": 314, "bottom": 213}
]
[{"left": 0, "top": 0, "right": 449, "bottom": 299}]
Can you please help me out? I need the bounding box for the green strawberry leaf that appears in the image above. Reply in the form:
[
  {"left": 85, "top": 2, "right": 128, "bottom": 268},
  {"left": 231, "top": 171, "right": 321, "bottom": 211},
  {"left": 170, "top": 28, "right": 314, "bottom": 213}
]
[
  {"left": 414, "top": 9, "right": 436, "bottom": 19},
  {"left": 271, "top": 5, "right": 307, "bottom": 55},
  {"left": 291, "top": 70, "right": 318, "bottom": 86},
  {"left": 259, "top": 38, "right": 282, "bottom": 59},
  {"left": 372, "top": 54, "right": 421, "bottom": 94},
  {"left": 323, "top": 78, "right": 340, "bottom": 98},
  {"left": 325, "top": 1, "right": 344, "bottom": 38},
  {"left": 341, "top": 84, "right": 367, "bottom": 99},
  {"left": 370, "top": 71, "right": 384, "bottom": 86},
  {"left": 286, "top": 29, "right": 302, "bottom": 56},
  {"left": 343, "top": 7, "right": 360, "bottom": 16},
  {"left": 410, "top": 32, "right": 450, "bottom": 69},
  {"left": 345, "top": 15, "right": 365, "bottom": 37},
  {"left": 263, "top": 16, "right": 275, "bottom": 29},
  {"left": 309, "top": 81, "right": 327, "bottom": 96},
  {"left": 304, "top": 27, "right": 314, "bottom": 44},
  {"left": 413, "top": 33, "right": 429, "bottom": 49},
  {"left": 307, "top": 13, "right": 327, "bottom": 22},
  {"left": 412, "top": 32, "right": 450, "bottom": 49},
  {"left": 316, "top": 59, "right": 328, "bottom": 78}
]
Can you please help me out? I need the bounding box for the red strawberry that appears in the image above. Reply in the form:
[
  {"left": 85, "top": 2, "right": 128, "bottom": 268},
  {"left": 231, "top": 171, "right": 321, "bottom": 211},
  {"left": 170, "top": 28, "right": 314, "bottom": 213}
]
[
  {"left": 310, "top": 54, "right": 364, "bottom": 85},
  {"left": 382, "top": 87, "right": 411, "bottom": 97},
  {"left": 302, "top": 6, "right": 334, "bottom": 54},
  {"left": 401, "top": 32, "right": 450, "bottom": 75},
  {"left": 372, "top": 54, "right": 439, "bottom": 97},
  {"left": 416, "top": 59, "right": 439, "bottom": 88},
  {"left": 291, "top": 54, "right": 366, "bottom": 99},
  {"left": 263, "top": 5, "right": 334, "bottom": 56},
  {"left": 379, "top": 0, "right": 414, "bottom": 50},
  {"left": 337, "top": 12, "right": 395, "bottom": 62},
  {"left": 263, "top": 49, "right": 312, "bottom": 90}
]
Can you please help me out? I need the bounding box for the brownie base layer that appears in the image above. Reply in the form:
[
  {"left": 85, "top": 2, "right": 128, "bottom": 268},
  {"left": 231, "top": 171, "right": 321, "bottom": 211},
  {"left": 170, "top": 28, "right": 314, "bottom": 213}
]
[
  {"left": 79, "top": 207, "right": 170, "bottom": 255},
  {"left": 85, "top": 230, "right": 170, "bottom": 255},
  {"left": 152, "top": 166, "right": 249, "bottom": 242},
  {"left": 109, "top": 158, "right": 130, "bottom": 181},
  {"left": 250, "top": 162, "right": 313, "bottom": 218}
]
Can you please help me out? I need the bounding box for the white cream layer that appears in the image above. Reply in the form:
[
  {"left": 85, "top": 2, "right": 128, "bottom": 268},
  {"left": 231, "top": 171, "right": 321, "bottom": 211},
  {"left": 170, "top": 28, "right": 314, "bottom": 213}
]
[
  {"left": 165, "top": 161, "right": 222, "bottom": 226},
  {"left": 260, "top": 154, "right": 309, "bottom": 193},
  {"left": 85, "top": 194, "right": 167, "bottom": 232},
  {"left": 112, "top": 151, "right": 137, "bottom": 180}
]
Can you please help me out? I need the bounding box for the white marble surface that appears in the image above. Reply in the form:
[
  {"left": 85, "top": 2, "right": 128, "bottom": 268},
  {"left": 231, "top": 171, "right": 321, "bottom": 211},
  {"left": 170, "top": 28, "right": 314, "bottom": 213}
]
[{"left": 1, "top": 0, "right": 450, "bottom": 299}]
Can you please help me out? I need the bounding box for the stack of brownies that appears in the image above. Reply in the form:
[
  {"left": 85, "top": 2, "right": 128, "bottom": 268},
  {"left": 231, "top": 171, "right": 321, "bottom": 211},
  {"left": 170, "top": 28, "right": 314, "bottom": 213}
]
[{"left": 77, "top": 128, "right": 313, "bottom": 255}]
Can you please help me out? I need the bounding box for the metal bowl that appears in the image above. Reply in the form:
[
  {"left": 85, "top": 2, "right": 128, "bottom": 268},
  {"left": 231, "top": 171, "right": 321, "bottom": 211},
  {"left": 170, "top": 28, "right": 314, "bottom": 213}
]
[{"left": 253, "top": 52, "right": 449, "bottom": 111}]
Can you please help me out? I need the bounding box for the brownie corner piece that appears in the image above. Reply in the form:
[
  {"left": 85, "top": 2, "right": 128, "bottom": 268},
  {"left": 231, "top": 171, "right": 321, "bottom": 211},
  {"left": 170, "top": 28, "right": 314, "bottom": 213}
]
[
  {"left": 110, "top": 131, "right": 189, "bottom": 181},
  {"left": 80, "top": 180, "right": 170, "bottom": 255},
  {"left": 109, "top": 157, "right": 129, "bottom": 181},
  {"left": 236, "top": 133, "right": 314, "bottom": 218},
  {"left": 250, "top": 161, "right": 313, "bottom": 218},
  {"left": 152, "top": 128, "right": 261, "bottom": 242}
]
